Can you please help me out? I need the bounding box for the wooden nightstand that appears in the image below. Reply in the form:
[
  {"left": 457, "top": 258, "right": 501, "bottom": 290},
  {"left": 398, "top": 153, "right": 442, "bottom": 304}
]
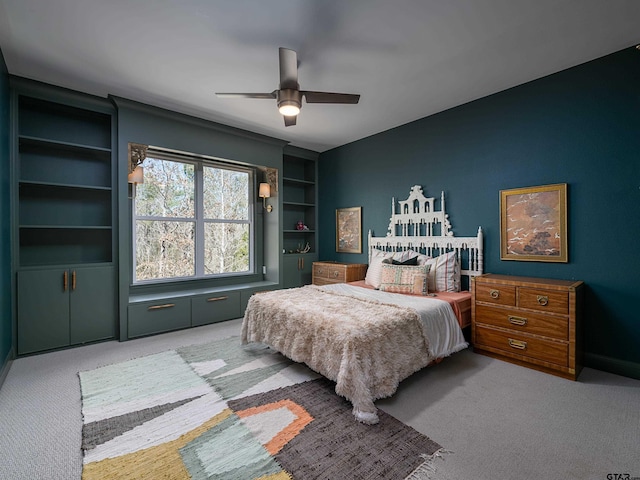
[
  {"left": 312, "top": 262, "right": 368, "bottom": 286},
  {"left": 472, "top": 274, "right": 583, "bottom": 380}
]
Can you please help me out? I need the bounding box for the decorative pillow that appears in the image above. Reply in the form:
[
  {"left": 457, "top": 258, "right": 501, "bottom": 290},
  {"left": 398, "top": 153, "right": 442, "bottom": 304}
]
[
  {"left": 379, "top": 264, "right": 431, "bottom": 295},
  {"left": 423, "top": 251, "right": 460, "bottom": 292},
  {"left": 365, "top": 249, "right": 420, "bottom": 288},
  {"left": 364, "top": 249, "right": 393, "bottom": 288},
  {"left": 391, "top": 256, "right": 418, "bottom": 265}
]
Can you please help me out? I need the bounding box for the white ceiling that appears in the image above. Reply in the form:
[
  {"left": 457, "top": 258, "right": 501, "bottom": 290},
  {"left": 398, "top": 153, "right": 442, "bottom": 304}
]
[{"left": 1, "top": 1, "right": 639, "bottom": 152}]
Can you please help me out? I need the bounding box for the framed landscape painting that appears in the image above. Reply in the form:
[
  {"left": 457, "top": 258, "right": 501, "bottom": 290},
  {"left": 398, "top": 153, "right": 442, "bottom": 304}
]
[
  {"left": 500, "top": 183, "right": 568, "bottom": 262},
  {"left": 336, "top": 207, "right": 362, "bottom": 253}
]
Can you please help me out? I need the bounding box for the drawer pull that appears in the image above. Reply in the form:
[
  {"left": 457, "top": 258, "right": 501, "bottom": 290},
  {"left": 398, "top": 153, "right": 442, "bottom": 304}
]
[
  {"left": 332, "top": 270, "right": 340, "bottom": 277},
  {"left": 508, "top": 315, "right": 527, "bottom": 326},
  {"left": 489, "top": 289, "right": 500, "bottom": 299},
  {"left": 207, "top": 296, "right": 228, "bottom": 302},
  {"left": 317, "top": 269, "right": 324, "bottom": 275},
  {"left": 508, "top": 338, "right": 527, "bottom": 350},
  {"left": 148, "top": 303, "right": 175, "bottom": 311},
  {"left": 537, "top": 295, "right": 549, "bottom": 306}
]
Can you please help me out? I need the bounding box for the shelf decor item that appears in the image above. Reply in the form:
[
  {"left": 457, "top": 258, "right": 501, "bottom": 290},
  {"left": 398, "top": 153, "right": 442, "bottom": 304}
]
[
  {"left": 336, "top": 207, "right": 362, "bottom": 253},
  {"left": 500, "top": 183, "right": 567, "bottom": 262}
]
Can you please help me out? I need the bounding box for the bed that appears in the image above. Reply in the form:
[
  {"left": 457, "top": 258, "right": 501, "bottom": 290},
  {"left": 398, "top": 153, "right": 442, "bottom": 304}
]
[{"left": 242, "top": 185, "right": 483, "bottom": 423}]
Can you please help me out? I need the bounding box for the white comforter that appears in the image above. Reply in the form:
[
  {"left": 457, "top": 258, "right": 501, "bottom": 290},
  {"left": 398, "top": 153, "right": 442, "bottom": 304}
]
[{"left": 319, "top": 283, "right": 468, "bottom": 359}]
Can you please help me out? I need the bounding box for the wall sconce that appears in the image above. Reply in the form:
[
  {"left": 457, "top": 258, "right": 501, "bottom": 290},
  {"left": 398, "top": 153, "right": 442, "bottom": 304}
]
[
  {"left": 128, "top": 143, "right": 148, "bottom": 199},
  {"left": 259, "top": 182, "right": 272, "bottom": 212}
]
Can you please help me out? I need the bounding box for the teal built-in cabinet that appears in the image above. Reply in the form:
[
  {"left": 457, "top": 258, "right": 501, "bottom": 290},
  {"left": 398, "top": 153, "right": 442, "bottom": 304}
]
[
  {"left": 282, "top": 148, "right": 318, "bottom": 287},
  {"left": 11, "top": 79, "right": 116, "bottom": 355}
]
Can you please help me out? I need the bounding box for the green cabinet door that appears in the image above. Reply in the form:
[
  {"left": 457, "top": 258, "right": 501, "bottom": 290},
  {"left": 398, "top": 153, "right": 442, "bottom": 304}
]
[
  {"left": 283, "top": 254, "right": 316, "bottom": 288},
  {"left": 70, "top": 266, "right": 116, "bottom": 344},
  {"left": 17, "top": 269, "right": 70, "bottom": 355}
]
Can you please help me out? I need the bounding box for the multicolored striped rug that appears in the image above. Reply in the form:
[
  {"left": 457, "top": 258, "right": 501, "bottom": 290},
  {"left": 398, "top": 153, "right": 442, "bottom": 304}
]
[{"left": 79, "top": 337, "right": 446, "bottom": 479}]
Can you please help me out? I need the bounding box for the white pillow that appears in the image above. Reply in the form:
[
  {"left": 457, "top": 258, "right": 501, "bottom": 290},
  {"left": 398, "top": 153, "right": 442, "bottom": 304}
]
[
  {"left": 365, "top": 249, "right": 392, "bottom": 288},
  {"left": 423, "top": 251, "right": 460, "bottom": 292}
]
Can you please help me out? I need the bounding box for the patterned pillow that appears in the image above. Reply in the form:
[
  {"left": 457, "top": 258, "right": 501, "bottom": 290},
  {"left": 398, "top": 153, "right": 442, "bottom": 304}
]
[
  {"left": 365, "top": 249, "right": 420, "bottom": 289},
  {"left": 379, "top": 264, "right": 431, "bottom": 295}
]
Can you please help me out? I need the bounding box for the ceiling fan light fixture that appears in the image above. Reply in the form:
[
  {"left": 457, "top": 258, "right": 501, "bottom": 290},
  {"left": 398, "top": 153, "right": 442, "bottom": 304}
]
[
  {"left": 278, "top": 101, "right": 300, "bottom": 116},
  {"left": 277, "top": 88, "right": 301, "bottom": 117}
]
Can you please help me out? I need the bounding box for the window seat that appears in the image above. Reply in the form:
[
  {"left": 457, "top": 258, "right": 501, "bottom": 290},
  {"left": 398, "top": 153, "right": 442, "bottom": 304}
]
[{"left": 127, "top": 281, "right": 278, "bottom": 339}]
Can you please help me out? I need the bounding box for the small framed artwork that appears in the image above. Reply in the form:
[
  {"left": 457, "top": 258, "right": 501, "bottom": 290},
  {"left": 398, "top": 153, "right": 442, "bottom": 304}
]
[
  {"left": 336, "top": 207, "right": 362, "bottom": 253},
  {"left": 500, "top": 183, "right": 568, "bottom": 262}
]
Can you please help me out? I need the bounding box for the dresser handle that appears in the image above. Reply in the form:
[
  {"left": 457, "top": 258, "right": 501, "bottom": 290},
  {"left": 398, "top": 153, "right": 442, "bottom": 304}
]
[
  {"left": 489, "top": 289, "right": 500, "bottom": 299},
  {"left": 537, "top": 295, "right": 549, "bottom": 306},
  {"left": 508, "top": 315, "right": 527, "bottom": 326},
  {"left": 148, "top": 303, "right": 175, "bottom": 311},
  {"left": 207, "top": 296, "right": 228, "bottom": 302},
  {"left": 508, "top": 338, "right": 527, "bottom": 350}
]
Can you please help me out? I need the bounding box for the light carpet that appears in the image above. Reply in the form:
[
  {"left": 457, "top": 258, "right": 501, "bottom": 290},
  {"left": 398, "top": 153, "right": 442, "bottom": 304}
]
[{"left": 78, "top": 336, "right": 447, "bottom": 479}]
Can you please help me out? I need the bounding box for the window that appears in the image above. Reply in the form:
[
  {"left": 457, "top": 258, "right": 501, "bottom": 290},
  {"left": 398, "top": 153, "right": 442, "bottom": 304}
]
[{"left": 133, "top": 152, "right": 253, "bottom": 283}]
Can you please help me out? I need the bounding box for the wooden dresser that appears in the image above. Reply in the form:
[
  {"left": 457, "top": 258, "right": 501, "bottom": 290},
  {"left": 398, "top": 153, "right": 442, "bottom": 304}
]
[
  {"left": 312, "top": 262, "right": 368, "bottom": 286},
  {"left": 472, "top": 274, "right": 584, "bottom": 380}
]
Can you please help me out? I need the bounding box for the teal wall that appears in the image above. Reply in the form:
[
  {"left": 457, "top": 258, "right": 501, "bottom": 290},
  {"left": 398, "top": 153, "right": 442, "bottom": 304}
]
[
  {"left": 0, "top": 47, "right": 12, "bottom": 377},
  {"left": 318, "top": 47, "right": 640, "bottom": 378}
]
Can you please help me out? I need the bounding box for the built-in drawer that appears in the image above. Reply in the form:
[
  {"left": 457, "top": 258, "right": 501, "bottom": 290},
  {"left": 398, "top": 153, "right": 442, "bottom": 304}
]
[
  {"left": 128, "top": 297, "right": 191, "bottom": 338},
  {"left": 475, "top": 304, "right": 568, "bottom": 340},
  {"left": 475, "top": 325, "right": 568, "bottom": 367},
  {"left": 191, "top": 291, "right": 241, "bottom": 327},
  {"left": 518, "top": 288, "right": 568, "bottom": 315},
  {"left": 474, "top": 283, "right": 516, "bottom": 307}
]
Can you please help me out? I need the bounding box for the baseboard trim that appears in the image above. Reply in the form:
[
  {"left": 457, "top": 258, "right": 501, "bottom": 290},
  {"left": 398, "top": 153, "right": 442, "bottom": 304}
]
[
  {"left": 0, "top": 348, "right": 14, "bottom": 390},
  {"left": 585, "top": 353, "right": 640, "bottom": 380}
]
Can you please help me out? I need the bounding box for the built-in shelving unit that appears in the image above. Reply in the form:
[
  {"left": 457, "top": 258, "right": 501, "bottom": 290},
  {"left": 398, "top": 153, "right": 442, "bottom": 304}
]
[
  {"left": 11, "top": 84, "right": 117, "bottom": 355},
  {"left": 282, "top": 149, "right": 318, "bottom": 287}
]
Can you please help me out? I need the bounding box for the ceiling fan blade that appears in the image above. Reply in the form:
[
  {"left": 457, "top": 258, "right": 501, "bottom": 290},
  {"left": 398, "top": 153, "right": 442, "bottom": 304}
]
[
  {"left": 284, "top": 115, "right": 297, "bottom": 127},
  {"left": 279, "top": 48, "right": 299, "bottom": 90},
  {"left": 302, "top": 91, "right": 360, "bottom": 104},
  {"left": 215, "top": 92, "right": 276, "bottom": 99}
]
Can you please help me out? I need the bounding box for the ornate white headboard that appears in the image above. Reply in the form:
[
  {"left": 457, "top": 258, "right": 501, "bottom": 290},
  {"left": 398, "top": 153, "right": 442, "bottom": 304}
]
[{"left": 368, "top": 185, "right": 483, "bottom": 284}]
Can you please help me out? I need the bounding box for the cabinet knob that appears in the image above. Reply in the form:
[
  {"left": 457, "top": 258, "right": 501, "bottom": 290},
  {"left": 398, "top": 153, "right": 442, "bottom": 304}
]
[
  {"left": 537, "top": 295, "right": 549, "bottom": 306},
  {"left": 489, "top": 289, "right": 500, "bottom": 299}
]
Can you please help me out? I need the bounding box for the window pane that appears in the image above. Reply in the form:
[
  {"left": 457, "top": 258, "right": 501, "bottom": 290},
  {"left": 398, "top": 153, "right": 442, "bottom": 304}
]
[
  {"left": 203, "top": 166, "right": 248, "bottom": 220},
  {"left": 136, "top": 158, "right": 195, "bottom": 218},
  {"left": 204, "top": 223, "right": 249, "bottom": 274},
  {"left": 136, "top": 220, "right": 195, "bottom": 280}
]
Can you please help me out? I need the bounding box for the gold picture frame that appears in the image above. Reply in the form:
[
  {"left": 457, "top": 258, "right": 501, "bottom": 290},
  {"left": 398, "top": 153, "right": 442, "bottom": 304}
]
[
  {"left": 500, "top": 183, "right": 567, "bottom": 262},
  {"left": 336, "top": 207, "right": 362, "bottom": 253}
]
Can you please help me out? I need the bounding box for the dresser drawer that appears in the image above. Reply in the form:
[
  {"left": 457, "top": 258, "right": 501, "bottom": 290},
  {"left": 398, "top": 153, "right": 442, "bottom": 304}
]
[
  {"left": 518, "top": 288, "right": 568, "bottom": 315},
  {"left": 191, "top": 291, "right": 241, "bottom": 327},
  {"left": 128, "top": 298, "right": 191, "bottom": 338},
  {"left": 474, "top": 283, "right": 516, "bottom": 306},
  {"left": 475, "top": 325, "right": 568, "bottom": 367},
  {"left": 475, "top": 304, "right": 568, "bottom": 340},
  {"left": 313, "top": 264, "right": 346, "bottom": 282}
]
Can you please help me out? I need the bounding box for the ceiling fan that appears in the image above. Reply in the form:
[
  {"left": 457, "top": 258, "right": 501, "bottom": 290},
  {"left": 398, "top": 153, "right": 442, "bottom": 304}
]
[{"left": 216, "top": 47, "right": 360, "bottom": 126}]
